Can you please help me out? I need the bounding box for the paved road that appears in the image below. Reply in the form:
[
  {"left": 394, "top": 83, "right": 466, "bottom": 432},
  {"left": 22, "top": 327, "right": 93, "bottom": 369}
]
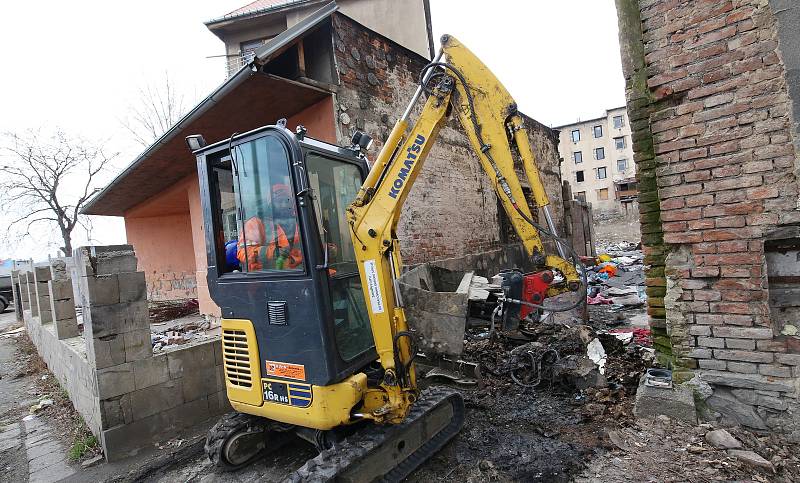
[{"left": 0, "top": 309, "right": 76, "bottom": 483}]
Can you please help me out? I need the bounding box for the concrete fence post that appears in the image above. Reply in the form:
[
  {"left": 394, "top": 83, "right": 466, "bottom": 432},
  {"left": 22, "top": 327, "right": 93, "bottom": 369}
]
[
  {"left": 48, "top": 258, "right": 80, "bottom": 339},
  {"left": 75, "top": 245, "right": 150, "bottom": 371},
  {"left": 10, "top": 270, "right": 22, "bottom": 322},
  {"left": 24, "top": 271, "right": 37, "bottom": 316},
  {"left": 33, "top": 265, "right": 52, "bottom": 324}
]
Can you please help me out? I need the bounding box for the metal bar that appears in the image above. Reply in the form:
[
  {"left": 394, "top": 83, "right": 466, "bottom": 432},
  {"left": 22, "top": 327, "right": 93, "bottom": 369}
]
[
  {"left": 400, "top": 49, "right": 444, "bottom": 122},
  {"left": 542, "top": 206, "right": 567, "bottom": 258}
]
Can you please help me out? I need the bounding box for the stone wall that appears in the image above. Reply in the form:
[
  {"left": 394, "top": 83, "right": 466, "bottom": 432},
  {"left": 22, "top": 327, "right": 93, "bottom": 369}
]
[
  {"left": 616, "top": 0, "right": 800, "bottom": 436},
  {"left": 330, "top": 13, "right": 566, "bottom": 265},
  {"left": 11, "top": 246, "right": 230, "bottom": 461}
]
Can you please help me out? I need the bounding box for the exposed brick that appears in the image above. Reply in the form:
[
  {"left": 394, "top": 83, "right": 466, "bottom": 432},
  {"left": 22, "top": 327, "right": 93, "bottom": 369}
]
[
  {"left": 713, "top": 350, "right": 773, "bottom": 363},
  {"left": 685, "top": 194, "right": 714, "bottom": 207},
  {"left": 727, "top": 361, "right": 758, "bottom": 374},
  {"left": 775, "top": 354, "right": 800, "bottom": 366},
  {"left": 724, "top": 338, "right": 755, "bottom": 350},
  {"left": 689, "top": 325, "right": 713, "bottom": 336},
  {"left": 712, "top": 326, "right": 771, "bottom": 339},
  {"left": 697, "top": 336, "right": 725, "bottom": 348},
  {"left": 759, "top": 365, "right": 792, "bottom": 377},
  {"left": 692, "top": 266, "right": 720, "bottom": 278},
  {"left": 702, "top": 175, "right": 762, "bottom": 193},
  {"left": 689, "top": 348, "right": 713, "bottom": 359},
  {"left": 698, "top": 359, "right": 727, "bottom": 370}
]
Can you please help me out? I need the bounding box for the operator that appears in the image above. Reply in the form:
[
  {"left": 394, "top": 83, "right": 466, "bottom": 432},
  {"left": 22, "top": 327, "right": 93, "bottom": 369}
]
[{"left": 236, "top": 183, "right": 303, "bottom": 271}]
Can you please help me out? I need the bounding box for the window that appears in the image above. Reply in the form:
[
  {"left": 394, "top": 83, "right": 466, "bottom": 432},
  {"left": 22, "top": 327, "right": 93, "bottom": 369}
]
[
  {"left": 571, "top": 129, "right": 580, "bottom": 142},
  {"left": 306, "top": 154, "right": 373, "bottom": 361},
  {"left": 596, "top": 167, "right": 607, "bottom": 179},
  {"left": 614, "top": 136, "right": 626, "bottom": 150},
  {"left": 613, "top": 115, "right": 625, "bottom": 129},
  {"left": 593, "top": 125, "right": 603, "bottom": 138},
  {"left": 594, "top": 147, "right": 605, "bottom": 160},
  {"left": 576, "top": 170, "right": 585, "bottom": 183},
  {"left": 240, "top": 38, "right": 269, "bottom": 64},
  {"left": 574, "top": 191, "right": 586, "bottom": 202},
  {"left": 232, "top": 135, "right": 304, "bottom": 273},
  {"left": 573, "top": 151, "right": 583, "bottom": 164},
  {"left": 617, "top": 158, "right": 628, "bottom": 172},
  {"left": 597, "top": 188, "right": 609, "bottom": 200}
]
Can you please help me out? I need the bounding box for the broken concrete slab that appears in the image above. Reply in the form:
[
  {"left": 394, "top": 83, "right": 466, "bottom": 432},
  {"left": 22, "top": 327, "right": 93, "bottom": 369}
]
[
  {"left": 727, "top": 449, "right": 774, "bottom": 470},
  {"left": 705, "top": 429, "right": 742, "bottom": 449},
  {"left": 633, "top": 376, "right": 697, "bottom": 424},
  {"left": 706, "top": 387, "right": 767, "bottom": 430}
]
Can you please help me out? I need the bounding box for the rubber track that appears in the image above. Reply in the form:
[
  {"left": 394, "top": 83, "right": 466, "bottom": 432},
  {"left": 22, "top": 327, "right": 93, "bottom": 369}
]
[{"left": 285, "top": 386, "right": 465, "bottom": 482}]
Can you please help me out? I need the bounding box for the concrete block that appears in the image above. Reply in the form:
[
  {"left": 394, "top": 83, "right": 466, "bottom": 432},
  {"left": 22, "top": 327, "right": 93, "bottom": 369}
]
[
  {"left": 100, "top": 397, "right": 125, "bottom": 428},
  {"left": 48, "top": 279, "right": 74, "bottom": 301},
  {"left": 86, "top": 334, "right": 126, "bottom": 370},
  {"left": 167, "top": 396, "right": 211, "bottom": 430},
  {"left": 50, "top": 297, "right": 76, "bottom": 320},
  {"left": 124, "top": 329, "right": 152, "bottom": 363},
  {"left": 33, "top": 265, "right": 52, "bottom": 283},
  {"left": 167, "top": 342, "right": 217, "bottom": 379},
  {"left": 53, "top": 317, "right": 80, "bottom": 340},
  {"left": 633, "top": 377, "right": 697, "bottom": 424},
  {"left": 37, "top": 307, "right": 53, "bottom": 324},
  {"left": 212, "top": 339, "right": 223, "bottom": 366},
  {"left": 96, "top": 363, "right": 135, "bottom": 400},
  {"left": 75, "top": 245, "right": 137, "bottom": 278},
  {"left": 84, "top": 301, "right": 148, "bottom": 338},
  {"left": 117, "top": 272, "right": 146, "bottom": 303},
  {"left": 182, "top": 365, "right": 219, "bottom": 402},
  {"left": 82, "top": 274, "right": 120, "bottom": 306},
  {"left": 133, "top": 355, "right": 169, "bottom": 390},
  {"left": 129, "top": 380, "right": 184, "bottom": 421},
  {"left": 49, "top": 258, "right": 69, "bottom": 280},
  {"left": 208, "top": 390, "right": 232, "bottom": 416}
]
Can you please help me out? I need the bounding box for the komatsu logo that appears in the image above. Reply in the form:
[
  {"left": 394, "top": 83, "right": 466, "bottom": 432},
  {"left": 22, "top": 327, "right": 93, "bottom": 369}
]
[{"left": 389, "top": 134, "right": 426, "bottom": 199}]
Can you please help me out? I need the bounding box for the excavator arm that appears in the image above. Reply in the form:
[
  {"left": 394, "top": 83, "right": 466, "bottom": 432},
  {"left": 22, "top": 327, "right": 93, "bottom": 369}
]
[{"left": 346, "top": 35, "right": 583, "bottom": 424}]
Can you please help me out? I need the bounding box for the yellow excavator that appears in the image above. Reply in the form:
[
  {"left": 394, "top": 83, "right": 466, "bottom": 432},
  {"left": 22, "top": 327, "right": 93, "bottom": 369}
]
[{"left": 188, "top": 35, "right": 584, "bottom": 481}]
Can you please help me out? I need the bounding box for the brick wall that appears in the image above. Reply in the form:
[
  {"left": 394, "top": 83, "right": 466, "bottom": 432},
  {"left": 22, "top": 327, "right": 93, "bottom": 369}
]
[
  {"left": 330, "top": 13, "right": 565, "bottom": 265},
  {"left": 616, "top": 0, "right": 800, "bottom": 436}
]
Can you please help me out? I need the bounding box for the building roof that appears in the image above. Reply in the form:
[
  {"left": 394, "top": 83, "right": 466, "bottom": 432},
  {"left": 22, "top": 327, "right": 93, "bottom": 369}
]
[
  {"left": 82, "top": 2, "right": 338, "bottom": 216},
  {"left": 206, "top": 0, "right": 314, "bottom": 25}
]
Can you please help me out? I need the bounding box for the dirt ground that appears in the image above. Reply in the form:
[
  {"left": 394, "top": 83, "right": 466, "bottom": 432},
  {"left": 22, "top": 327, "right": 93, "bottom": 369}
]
[{"left": 592, "top": 212, "right": 641, "bottom": 248}]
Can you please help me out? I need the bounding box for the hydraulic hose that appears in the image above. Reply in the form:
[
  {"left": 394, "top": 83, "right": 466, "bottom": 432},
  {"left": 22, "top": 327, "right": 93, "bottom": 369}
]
[{"left": 418, "top": 61, "right": 588, "bottom": 313}]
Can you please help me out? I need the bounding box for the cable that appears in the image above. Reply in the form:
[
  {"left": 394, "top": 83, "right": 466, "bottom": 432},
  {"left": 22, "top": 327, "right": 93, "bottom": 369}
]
[{"left": 418, "top": 60, "right": 588, "bottom": 313}]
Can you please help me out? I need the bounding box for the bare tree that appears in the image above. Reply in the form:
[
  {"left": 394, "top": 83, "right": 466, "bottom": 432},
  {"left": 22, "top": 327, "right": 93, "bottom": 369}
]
[
  {"left": 121, "top": 73, "right": 188, "bottom": 147},
  {"left": 0, "top": 129, "right": 117, "bottom": 255}
]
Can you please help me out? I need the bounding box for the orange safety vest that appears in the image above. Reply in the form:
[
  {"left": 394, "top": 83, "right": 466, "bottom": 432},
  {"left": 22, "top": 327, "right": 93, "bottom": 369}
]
[
  {"left": 237, "top": 219, "right": 302, "bottom": 271},
  {"left": 266, "top": 223, "right": 303, "bottom": 269}
]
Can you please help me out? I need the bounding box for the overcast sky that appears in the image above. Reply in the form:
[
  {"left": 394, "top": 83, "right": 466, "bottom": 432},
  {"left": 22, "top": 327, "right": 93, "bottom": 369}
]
[{"left": 0, "top": 0, "right": 624, "bottom": 261}]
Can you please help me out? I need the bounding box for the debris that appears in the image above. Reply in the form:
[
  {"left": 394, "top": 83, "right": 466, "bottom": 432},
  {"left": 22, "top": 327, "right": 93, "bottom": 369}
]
[
  {"left": 1, "top": 326, "right": 25, "bottom": 338},
  {"left": 705, "top": 429, "right": 742, "bottom": 450},
  {"left": 29, "top": 398, "right": 54, "bottom": 413},
  {"left": 727, "top": 450, "right": 774, "bottom": 471},
  {"left": 81, "top": 454, "right": 104, "bottom": 468},
  {"left": 684, "top": 375, "right": 713, "bottom": 401},
  {"left": 607, "top": 430, "right": 628, "bottom": 451},
  {"left": 587, "top": 294, "right": 612, "bottom": 305},
  {"left": 634, "top": 377, "right": 697, "bottom": 424},
  {"left": 587, "top": 338, "right": 607, "bottom": 375},
  {"left": 22, "top": 415, "right": 35, "bottom": 422}
]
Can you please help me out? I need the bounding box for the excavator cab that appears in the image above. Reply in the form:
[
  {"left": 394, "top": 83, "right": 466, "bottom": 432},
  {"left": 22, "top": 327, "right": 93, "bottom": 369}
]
[{"left": 194, "top": 123, "right": 379, "bottom": 418}]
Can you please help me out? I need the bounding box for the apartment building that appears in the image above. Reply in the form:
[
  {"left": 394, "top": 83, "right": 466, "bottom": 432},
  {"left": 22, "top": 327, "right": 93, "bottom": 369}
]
[{"left": 555, "top": 106, "right": 637, "bottom": 213}]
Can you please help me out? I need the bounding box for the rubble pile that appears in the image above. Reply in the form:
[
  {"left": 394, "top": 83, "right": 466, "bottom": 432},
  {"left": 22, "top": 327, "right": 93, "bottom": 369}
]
[
  {"left": 148, "top": 299, "right": 199, "bottom": 324},
  {"left": 462, "top": 319, "right": 653, "bottom": 399},
  {"left": 150, "top": 313, "right": 218, "bottom": 351}
]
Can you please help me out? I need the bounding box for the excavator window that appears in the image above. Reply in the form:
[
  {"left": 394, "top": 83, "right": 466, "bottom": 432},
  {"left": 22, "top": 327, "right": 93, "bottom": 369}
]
[
  {"left": 306, "top": 153, "right": 374, "bottom": 361},
  {"left": 211, "top": 135, "right": 305, "bottom": 274}
]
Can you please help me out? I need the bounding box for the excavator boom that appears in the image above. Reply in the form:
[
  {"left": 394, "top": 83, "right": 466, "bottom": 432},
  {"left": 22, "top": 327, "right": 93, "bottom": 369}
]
[{"left": 346, "top": 35, "right": 583, "bottom": 426}]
